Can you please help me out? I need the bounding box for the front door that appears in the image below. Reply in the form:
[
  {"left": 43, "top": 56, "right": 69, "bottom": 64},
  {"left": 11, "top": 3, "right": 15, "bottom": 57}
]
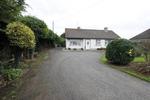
[{"left": 86, "top": 40, "right": 91, "bottom": 49}]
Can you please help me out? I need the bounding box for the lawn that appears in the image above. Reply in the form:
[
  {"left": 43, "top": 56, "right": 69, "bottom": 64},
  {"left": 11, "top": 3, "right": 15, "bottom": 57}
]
[
  {"left": 100, "top": 55, "right": 150, "bottom": 82},
  {"left": 101, "top": 55, "right": 146, "bottom": 64},
  {"left": 133, "top": 56, "right": 145, "bottom": 63}
]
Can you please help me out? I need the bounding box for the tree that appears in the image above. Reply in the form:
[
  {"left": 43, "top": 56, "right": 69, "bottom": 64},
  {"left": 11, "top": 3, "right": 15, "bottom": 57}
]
[
  {"left": 140, "top": 41, "right": 150, "bottom": 62},
  {"left": 18, "top": 16, "right": 49, "bottom": 51},
  {"left": 60, "top": 33, "right": 65, "bottom": 38},
  {"left": 46, "top": 29, "right": 55, "bottom": 47},
  {"left": 60, "top": 33, "right": 66, "bottom": 47},
  {"left": 0, "top": 0, "right": 26, "bottom": 29},
  {"left": 52, "top": 34, "right": 65, "bottom": 47},
  {"left": 6, "top": 22, "right": 35, "bottom": 67},
  {"left": 0, "top": 29, "right": 11, "bottom": 61},
  {"left": 18, "top": 16, "right": 49, "bottom": 39},
  {"left": 0, "top": 0, "right": 26, "bottom": 61}
]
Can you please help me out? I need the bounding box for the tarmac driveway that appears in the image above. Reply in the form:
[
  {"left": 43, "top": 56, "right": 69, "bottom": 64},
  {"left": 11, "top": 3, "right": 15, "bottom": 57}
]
[{"left": 18, "top": 49, "right": 150, "bottom": 100}]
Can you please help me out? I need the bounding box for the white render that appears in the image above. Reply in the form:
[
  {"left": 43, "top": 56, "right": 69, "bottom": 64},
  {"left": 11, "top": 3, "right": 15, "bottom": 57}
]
[{"left": 66, "top": 39, "right": 110, "bottom": 50}]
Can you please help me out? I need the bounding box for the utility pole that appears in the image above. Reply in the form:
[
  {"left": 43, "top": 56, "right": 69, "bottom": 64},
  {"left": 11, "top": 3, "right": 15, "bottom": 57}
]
[{"left": 52, "top": 21, "right": 54, "bottom": 32}]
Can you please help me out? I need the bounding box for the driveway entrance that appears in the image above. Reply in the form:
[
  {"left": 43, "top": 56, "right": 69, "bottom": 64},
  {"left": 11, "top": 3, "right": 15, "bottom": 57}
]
[{"left": 18, "top": 49, "right": 150, "bottom": 100}]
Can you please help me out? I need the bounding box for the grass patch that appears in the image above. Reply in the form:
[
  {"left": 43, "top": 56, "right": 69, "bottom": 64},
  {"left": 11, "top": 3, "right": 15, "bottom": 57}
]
[
  {"left": 100, "top": 55, "right": 146, "bottom": 63},
  {"left": 100, "top": 55, "right": 150, "bottom": 82},
  {"left": 100, "top": 55, "right": 107, "bottom": 64},
  {"left": 133, "top": 56, "right": 145, "bottom": 63}
]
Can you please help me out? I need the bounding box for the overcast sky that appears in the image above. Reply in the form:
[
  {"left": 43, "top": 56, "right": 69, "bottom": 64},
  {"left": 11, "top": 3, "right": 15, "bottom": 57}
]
[{"left": 24, "top": 0, "right": 150, "bottom": 39}]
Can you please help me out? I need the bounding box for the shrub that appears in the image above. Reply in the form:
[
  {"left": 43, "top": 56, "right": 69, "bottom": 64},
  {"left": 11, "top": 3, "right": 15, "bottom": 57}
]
[
  {"left": 106, "top": 39, "right": 135, "bottom": 65},
  {"left": 73, "top": 48, "right": 77, "bottom": 50},
  {"left": 1, "top": 68, "right": 23, "bottom": 81},
  {"left": 97, "top": 48, "right": 101, "bottom": 50},
  {"left": 6, "top": 22, "right": 35, "bottom": 48},
  {"left": 97, "top": 48, "right": 106, "bottom": 50}
]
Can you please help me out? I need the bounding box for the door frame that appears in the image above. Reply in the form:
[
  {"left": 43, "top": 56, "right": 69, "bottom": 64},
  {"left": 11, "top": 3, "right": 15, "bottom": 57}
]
[{"left": 85, "top": 39, "right": 91, "bottom": 49}]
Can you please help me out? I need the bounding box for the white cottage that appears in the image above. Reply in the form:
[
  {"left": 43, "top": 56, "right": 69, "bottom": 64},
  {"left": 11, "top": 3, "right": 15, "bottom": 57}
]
[{"left": 65, "top": 27, "right": 120, "bottom": 50}]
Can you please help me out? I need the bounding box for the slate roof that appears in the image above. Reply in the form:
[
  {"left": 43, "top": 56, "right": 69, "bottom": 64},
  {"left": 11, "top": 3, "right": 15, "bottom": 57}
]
[
  {"left": 131, "top": 29, "right": 150, "bottom": 40},
  {"left": 65, "top": 28, "right": 120, "bottom": 39}
]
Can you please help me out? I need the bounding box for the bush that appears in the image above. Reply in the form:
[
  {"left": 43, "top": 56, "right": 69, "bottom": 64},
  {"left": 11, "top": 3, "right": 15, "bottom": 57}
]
[
  {"left": 106, "top": 39, "right": 135, "bottom": 65},
  {"left": 1, "top": 68, "right": 23, "bottom": 81},
  {"left": 73, "top": 48, "right": 77, "bottom": 50},
  {"left": 97, "top": 48, "right": 106, "bottom": 50},
  {"left": 6, "top": 21, "right": 35, "bottom": 48}
]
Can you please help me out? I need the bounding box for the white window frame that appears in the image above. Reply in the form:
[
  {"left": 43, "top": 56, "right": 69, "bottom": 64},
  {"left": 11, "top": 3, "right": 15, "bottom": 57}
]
[{"left": 69, "top": 40, "right": 81, "bottom": 46}]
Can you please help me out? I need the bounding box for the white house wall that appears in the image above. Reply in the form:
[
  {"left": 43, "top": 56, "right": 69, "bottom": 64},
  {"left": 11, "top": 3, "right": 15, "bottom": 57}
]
[
  {"left": 90, "top": 39, "right": 97, "bottom": 49},
  {"left": 65, "top": 39, "right": 69, "bottom": 49},
  {"left": 83, "top": 39, "right": 86, "bottom": 49},
  {"left": 101, "top": 40, "right": 106, "bottom": 48},
  {"left": 66, "top": 39, "right": 109, "bottom": 50},
  {"left": 66, "top": 39, "right": 83, "bottom": 49}
]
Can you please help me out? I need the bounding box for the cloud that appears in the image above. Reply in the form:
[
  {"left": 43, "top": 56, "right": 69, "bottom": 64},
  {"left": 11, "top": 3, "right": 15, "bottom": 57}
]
[{"left": 24, "top": 0, "right": 150, "bottom": 39}]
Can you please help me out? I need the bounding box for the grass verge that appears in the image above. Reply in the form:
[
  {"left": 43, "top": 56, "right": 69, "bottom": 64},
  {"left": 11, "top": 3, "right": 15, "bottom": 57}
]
[{"left": 100, "top": 55, "right": 150, "bottom": 82}]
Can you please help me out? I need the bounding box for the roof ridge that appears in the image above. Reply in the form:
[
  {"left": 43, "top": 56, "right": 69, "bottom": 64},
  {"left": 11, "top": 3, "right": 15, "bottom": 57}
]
[
  {"left": 130, "top": 28, "right": 150, "bottom": 40},
  {"left": 65, "top": 28, "right": 113, "bottom": 31}
]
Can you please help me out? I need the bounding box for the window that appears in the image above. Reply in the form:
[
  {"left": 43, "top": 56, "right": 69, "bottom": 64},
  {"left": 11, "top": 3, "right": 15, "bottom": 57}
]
[
  {"left": 70, "top": 40, "right": 81, "bottom": 46},
  {"left": 96, "top": 39, "right": 101, "bottom": 46}
]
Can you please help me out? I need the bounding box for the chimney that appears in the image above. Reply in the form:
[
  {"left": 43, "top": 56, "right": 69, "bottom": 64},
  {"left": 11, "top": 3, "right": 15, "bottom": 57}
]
[
  {"left": 104, "top": 27, "right": 108, "bottom": 32},
  {"left": 77, "top": 27, "right": 80, "bottom": 29}
]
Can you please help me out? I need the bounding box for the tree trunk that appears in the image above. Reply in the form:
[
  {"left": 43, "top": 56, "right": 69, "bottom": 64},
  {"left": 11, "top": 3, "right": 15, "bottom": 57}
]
[
  {"left": 14, "top": 47, "right": 22, "bottom": 68},
  {"left": 29, "top": 48, "right": 34, "bottom": 59},
  {"left": 23, "top": 48, "right": 28, "bottom": 59}
]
